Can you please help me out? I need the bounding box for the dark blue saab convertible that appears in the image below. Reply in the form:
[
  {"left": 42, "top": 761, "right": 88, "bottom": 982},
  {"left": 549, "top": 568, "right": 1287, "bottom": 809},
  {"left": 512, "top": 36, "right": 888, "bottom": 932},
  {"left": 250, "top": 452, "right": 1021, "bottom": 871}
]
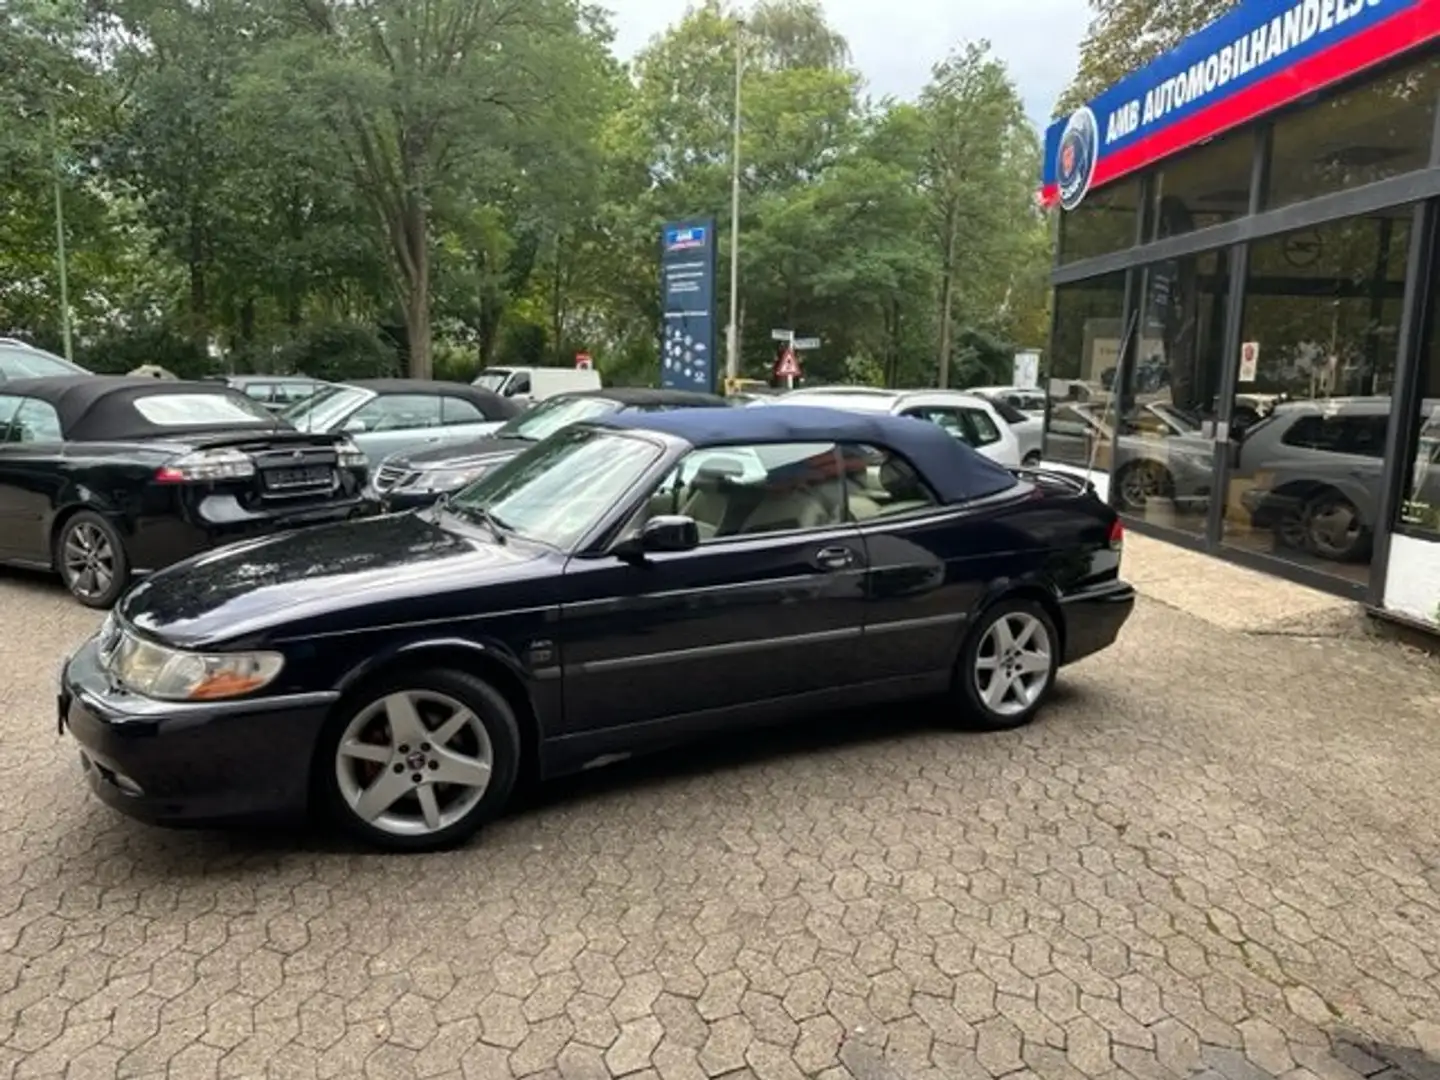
[{"left": 58, "top": 406, "right": 1134, "bottom": 851}]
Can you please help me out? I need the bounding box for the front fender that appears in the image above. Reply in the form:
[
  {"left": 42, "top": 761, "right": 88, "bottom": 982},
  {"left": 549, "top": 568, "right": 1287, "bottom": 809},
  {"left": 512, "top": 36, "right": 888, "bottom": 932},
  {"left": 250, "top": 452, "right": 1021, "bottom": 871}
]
[{"left": 335, "top": 635, "right": 532, "bottom": 696}]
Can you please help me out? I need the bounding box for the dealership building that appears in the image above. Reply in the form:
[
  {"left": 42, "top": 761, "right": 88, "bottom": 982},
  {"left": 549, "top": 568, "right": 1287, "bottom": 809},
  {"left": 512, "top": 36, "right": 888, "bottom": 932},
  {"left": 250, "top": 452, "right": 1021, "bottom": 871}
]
[{"left": 1039, "top": 0, "right": 1440, "bottom": 629}]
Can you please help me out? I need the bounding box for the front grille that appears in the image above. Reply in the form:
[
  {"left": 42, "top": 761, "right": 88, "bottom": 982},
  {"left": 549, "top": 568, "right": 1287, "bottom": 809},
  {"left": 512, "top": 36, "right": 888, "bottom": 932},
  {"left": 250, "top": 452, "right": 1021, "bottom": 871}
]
[{"left": 374, "top": 464, "right": 414, "bottom": 492}]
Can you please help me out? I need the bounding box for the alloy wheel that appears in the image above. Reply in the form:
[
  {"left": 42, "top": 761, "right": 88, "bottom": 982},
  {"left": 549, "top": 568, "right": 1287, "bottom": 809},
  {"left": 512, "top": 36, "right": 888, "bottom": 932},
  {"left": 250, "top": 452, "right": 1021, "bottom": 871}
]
[
  {"left": 334, "top": 690, "right": 494, "bottom": 838},
  {"left": 62, "top": 522, "right": 116, "bottom": 602},
  {"left": 1306, "top": 496, "right": 1362, "bottom": 560},
  {"left": 1118, "top": 462, "right": 1169, "bottom": 512},
  {"left": 973, "top": 611, "right": 1053, "bottom": 719}
]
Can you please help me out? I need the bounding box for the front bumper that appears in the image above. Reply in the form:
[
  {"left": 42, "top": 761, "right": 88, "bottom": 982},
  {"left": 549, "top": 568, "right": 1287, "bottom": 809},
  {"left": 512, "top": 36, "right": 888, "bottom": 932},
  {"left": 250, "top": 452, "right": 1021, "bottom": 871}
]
[
  {"left": 58, "top": 638, "right": 337, "bottom": 826},
  {"left": 1060, "top": 580, "right": 1136, "bottom": 666},
  {"left": 375, "top": 487, "right": 446, "bottom": 513}
]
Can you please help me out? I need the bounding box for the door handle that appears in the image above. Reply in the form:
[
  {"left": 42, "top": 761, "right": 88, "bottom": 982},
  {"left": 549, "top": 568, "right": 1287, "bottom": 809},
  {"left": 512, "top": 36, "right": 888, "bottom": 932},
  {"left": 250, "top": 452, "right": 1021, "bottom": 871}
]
[{"left": 813, "top": 545, "right": 856, "bottom": 571}]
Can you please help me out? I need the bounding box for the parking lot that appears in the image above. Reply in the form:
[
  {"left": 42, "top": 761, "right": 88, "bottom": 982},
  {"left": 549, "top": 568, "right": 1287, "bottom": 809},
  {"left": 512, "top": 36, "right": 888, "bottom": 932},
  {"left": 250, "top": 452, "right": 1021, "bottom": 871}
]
[{"left": 4, "top": 564, "right": 1440, "bottom": 1080}]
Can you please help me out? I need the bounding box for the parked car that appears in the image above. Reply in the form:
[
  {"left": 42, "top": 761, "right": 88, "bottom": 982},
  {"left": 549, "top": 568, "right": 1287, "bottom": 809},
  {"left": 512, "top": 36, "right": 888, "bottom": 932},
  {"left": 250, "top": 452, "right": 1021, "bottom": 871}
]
[
  {"left": 975, "top": 394, "right": 1044, "bottom": 465},
  {"left": 777, "top": 386, "right": 1024, "bottom": 467},
  {"left": 210, "top": 374, "right": 330, "bottom": 414},
  {"left": 968, "top": 385, "right": 1048, "bottom": 421},
  {"left": 471, "top": 365, "right": 602, "bottom": 406},
  {"left": 58, "top": 404, "right": 1135, "bottom": 850},
  {"left": 0, "top": 339, "right": 89, "bottom": 384},
  {"left": 373, "top": 387, "right": 730, "bottom": 512},
  {"left": 1233, "top": 396, "right": 1433, "bottom": 562},
  {"left": 1045, "top": 401, "right": 1217, "bottom": 514},
  {"left": 280, "top": 378, "right": 520, "bottom": 465},
  {"left": 0, "top": 376, "right": 371, "bottom": 607}
]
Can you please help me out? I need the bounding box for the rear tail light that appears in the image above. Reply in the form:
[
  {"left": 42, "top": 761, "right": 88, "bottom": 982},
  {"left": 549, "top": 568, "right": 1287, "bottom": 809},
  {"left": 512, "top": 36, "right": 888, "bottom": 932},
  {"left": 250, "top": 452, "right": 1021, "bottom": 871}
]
[
  {"left": 1108, "top": 517, "right": 1125, "bottom": 550},
  {"left": 154, "top": 448, "right": 255, "bottom": 483},
  {"left": 335, "top": 438, "right": 367, "bottom": 470}
]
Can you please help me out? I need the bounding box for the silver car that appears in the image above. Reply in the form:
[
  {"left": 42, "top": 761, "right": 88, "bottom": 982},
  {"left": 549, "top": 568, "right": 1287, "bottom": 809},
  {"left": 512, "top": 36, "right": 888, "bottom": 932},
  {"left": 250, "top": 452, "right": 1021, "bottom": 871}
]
[{"left": 281, "top": 378, "right": 520, "bottom": 466}]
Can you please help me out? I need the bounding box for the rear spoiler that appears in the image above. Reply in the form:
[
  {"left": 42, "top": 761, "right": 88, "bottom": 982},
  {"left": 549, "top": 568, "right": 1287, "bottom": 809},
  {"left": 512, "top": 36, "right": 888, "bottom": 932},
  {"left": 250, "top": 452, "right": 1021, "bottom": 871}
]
[{"left": 1011, "top": 466, "right": 1095, "bottom": 497}]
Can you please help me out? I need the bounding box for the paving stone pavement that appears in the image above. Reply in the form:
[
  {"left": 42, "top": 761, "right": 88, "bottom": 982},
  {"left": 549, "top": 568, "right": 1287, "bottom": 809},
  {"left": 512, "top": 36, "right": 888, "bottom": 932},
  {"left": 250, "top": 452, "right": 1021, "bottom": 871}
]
[{"left": 3, "top": 566, "right": 1440, "bottom": 1080}]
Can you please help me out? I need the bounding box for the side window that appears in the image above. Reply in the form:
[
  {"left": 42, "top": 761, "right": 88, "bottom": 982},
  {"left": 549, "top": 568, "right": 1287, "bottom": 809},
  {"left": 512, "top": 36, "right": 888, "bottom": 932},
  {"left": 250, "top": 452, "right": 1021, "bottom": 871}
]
[
  {"left": 276, "top": 382, "right": 316, "bottom": 404},
  {"left": 645, "top": 442, "right": 843, "bottom": 541},
  {"left": 902, "top": 406, "right": 969, "bottom": 443},
  {"left": 1280, "top": 414, "right": 1385, "bottom": 456},
  {"left": 440, "top": 396, "right": 487, "bottom": 425},
  {"left": 350, "top": 394, "right": 443, "bottom": 432},
  {"left": 961, "top": 408, "right": 1001, "bottom": 447},
  {"left": 243, "top": 383, "right": 275, "bottom": 402},
  {"left": 0, "top": 394, "right": 22, "bottom": 441},
  {"left": 505, "top": 373, "right": 532, "bottom": 396},
  {"left": 839, "top": 443, "right": 940, "bottom": 521},
  {"left": 9, "top": 398, "right": 63, "bottom": 443}
]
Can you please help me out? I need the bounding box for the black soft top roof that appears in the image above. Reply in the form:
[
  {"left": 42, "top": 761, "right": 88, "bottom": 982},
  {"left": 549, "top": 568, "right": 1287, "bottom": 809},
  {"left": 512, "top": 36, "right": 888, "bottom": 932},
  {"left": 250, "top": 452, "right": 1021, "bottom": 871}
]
[
  {"left": 562, "top": 387, "right": 728, "bottom": 408},
  {"left": 595, "top": 404, "right": 1020, "bottom": 504},
  {"left": 345, "top": 378, "right": 523, "bottom": 420},
  {"left": 2, "top": 375, "right": 287, "bottom": 442}
]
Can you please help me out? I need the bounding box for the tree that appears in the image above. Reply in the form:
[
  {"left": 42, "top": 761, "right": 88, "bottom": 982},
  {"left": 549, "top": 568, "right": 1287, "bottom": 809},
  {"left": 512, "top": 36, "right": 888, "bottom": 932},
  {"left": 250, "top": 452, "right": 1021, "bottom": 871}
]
[
  {"left": 917, "top": 42, "right": 1041, "bottom": 387},
  {"left": 1057, "top": 0, "right": 1240, "bottom": 115},
  {"left": 240, "top": 0, "right": 615, "bottom": 378}
]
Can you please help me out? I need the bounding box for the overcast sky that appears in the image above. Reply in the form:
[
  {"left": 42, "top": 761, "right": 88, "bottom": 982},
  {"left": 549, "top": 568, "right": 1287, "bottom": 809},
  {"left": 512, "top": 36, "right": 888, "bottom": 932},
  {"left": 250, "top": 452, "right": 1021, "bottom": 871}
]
[{"left": 604, "top": 0, "right": 1092, "bottom": 132}]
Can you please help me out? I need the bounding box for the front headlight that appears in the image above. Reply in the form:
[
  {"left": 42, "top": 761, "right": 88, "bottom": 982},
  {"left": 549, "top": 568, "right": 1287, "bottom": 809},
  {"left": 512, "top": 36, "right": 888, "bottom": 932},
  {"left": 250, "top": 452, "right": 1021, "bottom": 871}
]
[
  {"left": 335, "top": 437, "right": 368, "bottom": 469},
  {"left": 415, "top": 462, "right": 494, "bottom": 492},
  {"left": 103, "top": 628, "right": 284, "bottom": 701}
]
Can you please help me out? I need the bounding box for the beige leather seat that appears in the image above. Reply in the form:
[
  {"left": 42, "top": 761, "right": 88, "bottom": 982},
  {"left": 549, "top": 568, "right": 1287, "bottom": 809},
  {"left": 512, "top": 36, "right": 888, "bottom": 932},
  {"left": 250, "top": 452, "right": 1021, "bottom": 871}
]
[
  {"left": 736, "top": 486, "right": 838, "bottom": 534},
  {"left": 875, "top": 457, "right": 933, "bottom": 516}
]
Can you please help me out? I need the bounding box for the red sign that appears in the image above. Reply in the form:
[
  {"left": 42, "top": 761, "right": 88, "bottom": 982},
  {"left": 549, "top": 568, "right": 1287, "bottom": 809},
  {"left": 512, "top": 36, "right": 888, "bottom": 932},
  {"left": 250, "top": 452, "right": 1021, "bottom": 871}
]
[
  {"left": 773, "top": 347, "right": 801, "bottom": 379},
  {"left": 575, "top": 351, "right": 593, "bottom": 370}
]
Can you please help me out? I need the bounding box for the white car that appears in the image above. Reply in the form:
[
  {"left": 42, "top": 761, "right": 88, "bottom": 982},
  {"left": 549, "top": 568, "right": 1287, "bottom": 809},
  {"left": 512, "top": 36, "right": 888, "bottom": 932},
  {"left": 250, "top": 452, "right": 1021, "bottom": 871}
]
[
  {"left": 776, "top": 386, "right": 1024, "bottom": 467},
  {"left": 967, "top": 385, "right": 1048, "bottom": 420}
]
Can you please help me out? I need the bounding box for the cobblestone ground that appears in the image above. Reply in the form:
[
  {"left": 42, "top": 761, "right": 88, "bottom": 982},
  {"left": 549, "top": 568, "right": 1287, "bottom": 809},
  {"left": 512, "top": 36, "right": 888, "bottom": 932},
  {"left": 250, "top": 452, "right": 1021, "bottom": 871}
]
[{"left": 4, "top": 570, "right": 1440, "bottom": 1080}]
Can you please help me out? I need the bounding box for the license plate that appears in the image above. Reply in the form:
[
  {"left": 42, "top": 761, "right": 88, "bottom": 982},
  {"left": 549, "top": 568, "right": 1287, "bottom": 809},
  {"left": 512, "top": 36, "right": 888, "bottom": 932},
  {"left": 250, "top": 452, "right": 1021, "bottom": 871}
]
[{"left": 264, "top": 466, "right": 332, "bottom": 489}]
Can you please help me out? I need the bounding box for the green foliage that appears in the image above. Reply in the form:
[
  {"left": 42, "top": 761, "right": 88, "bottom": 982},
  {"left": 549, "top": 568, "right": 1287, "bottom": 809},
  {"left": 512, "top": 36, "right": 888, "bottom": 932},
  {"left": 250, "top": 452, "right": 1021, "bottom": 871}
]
[{"left": 0, "top": 0, "right": 1053, "bottom": 392}]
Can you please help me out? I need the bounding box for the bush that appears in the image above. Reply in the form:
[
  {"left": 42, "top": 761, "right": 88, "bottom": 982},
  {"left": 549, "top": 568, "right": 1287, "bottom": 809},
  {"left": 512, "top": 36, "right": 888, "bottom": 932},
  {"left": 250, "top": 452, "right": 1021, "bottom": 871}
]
[
  {"left": 271, "top": 322, "right": 400, "bottom": 382},
  {"left": 77, "top": 324, "right": 210, "bottom": 378}
]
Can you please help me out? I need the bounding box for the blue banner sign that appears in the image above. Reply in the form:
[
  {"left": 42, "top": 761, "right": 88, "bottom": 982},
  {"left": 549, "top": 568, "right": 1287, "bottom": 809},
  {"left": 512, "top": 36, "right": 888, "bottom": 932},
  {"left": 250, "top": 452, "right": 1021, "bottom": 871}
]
[
  {"left": 1040, "top": 0, "right": 1437, "bottom": 207},
  {"left": 660, "top": 218, "right": 718, "bottom": 393}
]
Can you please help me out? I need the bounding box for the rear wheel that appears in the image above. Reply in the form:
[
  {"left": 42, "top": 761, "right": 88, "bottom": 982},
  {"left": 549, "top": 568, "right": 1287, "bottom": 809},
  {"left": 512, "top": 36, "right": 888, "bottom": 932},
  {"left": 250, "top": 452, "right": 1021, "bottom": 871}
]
[
  {"left": 1302, "top": 490, "right": 1369, "bottom": 562},
  {"left": 317, "top": 668, "right": 520, "bottom": 852},
  {"left": 55, "top": 511, "right": 129, "bottom": 609},
  {"left": 1114, "top": 460, "right": 1174, "bottom": 514},
  {"left": 1022, "top": 450, "right": 1042, "bottom": 467},
  {"left": 952, "top": 598, "right": 1059, "bottom": 730}
]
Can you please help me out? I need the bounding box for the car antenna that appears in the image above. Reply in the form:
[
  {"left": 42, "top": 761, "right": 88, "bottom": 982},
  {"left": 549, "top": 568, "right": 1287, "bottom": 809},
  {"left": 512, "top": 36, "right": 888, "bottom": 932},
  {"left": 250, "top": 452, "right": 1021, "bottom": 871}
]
[{"left": 1084, "top": 307, "right": 1139, "bottom": 492}]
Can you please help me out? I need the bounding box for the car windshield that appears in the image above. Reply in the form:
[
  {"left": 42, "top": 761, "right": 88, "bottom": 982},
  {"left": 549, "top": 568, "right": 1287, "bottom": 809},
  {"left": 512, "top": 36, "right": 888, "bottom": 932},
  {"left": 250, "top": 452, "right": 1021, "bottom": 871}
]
[
  {"left": 472, "top": 370, "right": 511, "bottom": 393},
  {"left": 494, "top": 395, "right": 620, "bottom": 442},
  {"left": 281, "top": 384, "right": 370, "bottom": 431},
  {"left": 0, "top": 343, "right": 86, "bottom": 380},
  {"left": 448, "top": 425, "right": 661, "bottom": 549}
]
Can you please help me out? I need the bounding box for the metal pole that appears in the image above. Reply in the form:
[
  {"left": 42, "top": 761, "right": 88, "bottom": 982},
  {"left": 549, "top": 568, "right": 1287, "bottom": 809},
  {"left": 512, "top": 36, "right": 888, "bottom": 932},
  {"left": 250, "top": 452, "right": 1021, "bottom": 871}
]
[
  {"left": 49, "top": 101, "right": 73, "bottom": 362},
  {"left": 725, "top": 15, "right": 743, "bottom": 385}
]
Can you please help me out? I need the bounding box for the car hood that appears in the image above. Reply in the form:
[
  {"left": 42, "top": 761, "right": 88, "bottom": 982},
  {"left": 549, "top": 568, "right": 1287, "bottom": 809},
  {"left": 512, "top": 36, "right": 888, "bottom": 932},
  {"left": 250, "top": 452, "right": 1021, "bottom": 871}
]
[
  {"left": 118, "top": 511, "right": 553, "bottom": 648},
  {"left": 393, "top": 435, "right": 535, "bottom": 469}
]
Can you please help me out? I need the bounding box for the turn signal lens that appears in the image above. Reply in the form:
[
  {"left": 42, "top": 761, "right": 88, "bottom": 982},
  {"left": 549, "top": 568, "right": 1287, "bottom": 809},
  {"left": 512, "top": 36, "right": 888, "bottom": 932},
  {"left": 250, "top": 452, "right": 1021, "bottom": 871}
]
[
  {"left": 335, "top": 438, "right": 368, "bottom": 469},
  {"left": 1108, "top": 517, "right": 1125, "bottom": 550},
  {"left": 154, "top": 448, "right": 255, "bottom": 483},
  {"left": 102, "top": 627, "right": 284, "bottom": 701}
]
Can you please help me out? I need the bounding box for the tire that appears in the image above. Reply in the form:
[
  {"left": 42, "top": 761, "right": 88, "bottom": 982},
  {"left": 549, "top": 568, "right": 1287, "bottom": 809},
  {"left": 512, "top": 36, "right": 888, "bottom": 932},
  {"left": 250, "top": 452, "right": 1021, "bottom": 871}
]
[
  {"left": 55, "top": 510, "right": 130, "bottom": 609},
  {"left": 1022, "top": 450, "right": 1042, "bottom": 467},
  {"left": 1113, "top": 460, "right": 1174, "bottom": 514},
  {"left": 952, "top": 598, "right": 1060, "bottom": 731},
  {"left": 316, "top": 667, "right": 521, "bottom": 853},
  {"left": 1301, "top": 490, "right": 1369, "bottom": 562}
]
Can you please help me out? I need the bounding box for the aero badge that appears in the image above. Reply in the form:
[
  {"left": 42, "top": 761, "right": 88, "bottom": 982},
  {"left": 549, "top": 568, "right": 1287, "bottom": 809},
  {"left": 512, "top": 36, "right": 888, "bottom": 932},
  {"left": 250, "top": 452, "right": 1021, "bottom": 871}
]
[{"left": 1057, "top": 106, "right": 1099, "bottom": 212}]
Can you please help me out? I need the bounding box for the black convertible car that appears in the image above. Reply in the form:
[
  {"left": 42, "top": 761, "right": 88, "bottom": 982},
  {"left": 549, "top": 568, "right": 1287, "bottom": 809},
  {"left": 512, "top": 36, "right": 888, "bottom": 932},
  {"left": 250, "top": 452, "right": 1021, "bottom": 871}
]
[
  {"left": 373, "top": 386, "right": 730, "bottom": 511},
  {"left": 0, "top": 376, "right": 371, "bottom": 607},
  {"left": 59, "top": 406, "right": 1134, "bottom": 850}
]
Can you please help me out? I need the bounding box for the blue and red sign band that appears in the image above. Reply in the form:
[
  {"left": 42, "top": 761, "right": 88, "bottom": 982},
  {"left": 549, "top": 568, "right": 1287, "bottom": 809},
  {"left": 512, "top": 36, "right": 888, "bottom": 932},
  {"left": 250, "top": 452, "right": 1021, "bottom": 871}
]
[{"left": 1040, "top": 0, "right": 1440, "bottom": 209}]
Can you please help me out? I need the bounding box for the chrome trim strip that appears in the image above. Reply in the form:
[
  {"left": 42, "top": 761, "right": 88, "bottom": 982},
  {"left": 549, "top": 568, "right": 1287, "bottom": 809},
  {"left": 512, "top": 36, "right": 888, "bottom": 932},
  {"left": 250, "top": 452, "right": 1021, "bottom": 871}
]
[
  {"left": 569, "top": 625, "right": 862, "bottom": 675},
  {"left": 864, "top": 613, "right": 965, "bottom": 634}
]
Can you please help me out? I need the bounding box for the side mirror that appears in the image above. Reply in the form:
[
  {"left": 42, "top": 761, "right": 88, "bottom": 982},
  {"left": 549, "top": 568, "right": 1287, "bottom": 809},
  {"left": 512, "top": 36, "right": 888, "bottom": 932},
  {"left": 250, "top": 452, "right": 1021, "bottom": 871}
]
[
  {"left": 614, "top": 515, "right": 700, "bottom": 560},
  {"left": 343, "top": 418, "right": 367, "bottom": 433}
]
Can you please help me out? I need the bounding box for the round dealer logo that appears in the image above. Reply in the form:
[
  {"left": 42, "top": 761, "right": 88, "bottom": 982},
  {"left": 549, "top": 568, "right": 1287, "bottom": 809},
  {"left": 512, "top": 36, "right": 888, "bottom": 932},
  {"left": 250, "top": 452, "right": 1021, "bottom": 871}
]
[{"left": 1057, "top": 106, "right": 1099, "bottom": 212}]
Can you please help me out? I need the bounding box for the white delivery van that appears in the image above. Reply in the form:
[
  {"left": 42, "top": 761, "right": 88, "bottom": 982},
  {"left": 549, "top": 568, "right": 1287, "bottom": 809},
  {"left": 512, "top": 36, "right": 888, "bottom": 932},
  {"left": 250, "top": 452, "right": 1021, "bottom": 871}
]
[{"left": 472, "top": 366, "right": 601, "bottom": 406}]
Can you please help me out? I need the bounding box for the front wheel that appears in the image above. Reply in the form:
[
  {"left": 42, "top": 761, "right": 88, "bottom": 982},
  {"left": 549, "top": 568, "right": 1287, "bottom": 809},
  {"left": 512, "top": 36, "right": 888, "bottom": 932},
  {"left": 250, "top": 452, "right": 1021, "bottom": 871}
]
[
  {"left": 1022, "top": 450, "right": 1042, "bottom": 467},
  {"left": 1302, "top": 491, "right": 1369, "bottom": 562},
  {"left": 952, "top": 599, "right": 1059, "bottom": 730},
  {"left": 1114, "top": 460, "right": 1174, "bottom": 514},
  {"left": 317, "top": 668, "right": 521, "bottom": 852},
  {"left": 55, "top": 510, "right": 130, "bottom": 609}
]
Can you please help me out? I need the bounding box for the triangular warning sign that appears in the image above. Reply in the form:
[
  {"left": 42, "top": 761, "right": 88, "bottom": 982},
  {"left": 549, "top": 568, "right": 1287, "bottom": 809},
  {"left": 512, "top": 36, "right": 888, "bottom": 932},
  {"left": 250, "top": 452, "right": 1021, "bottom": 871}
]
[{"left": 774, "top": 348, "right": 801, "bottom": 378}]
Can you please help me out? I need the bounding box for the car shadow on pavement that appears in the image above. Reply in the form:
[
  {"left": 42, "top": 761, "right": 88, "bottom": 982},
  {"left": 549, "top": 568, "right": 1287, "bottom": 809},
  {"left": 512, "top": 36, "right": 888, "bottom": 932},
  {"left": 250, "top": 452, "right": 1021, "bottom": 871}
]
[{"left": 70, "top": 682, "right": 1088, "bottom": 867}]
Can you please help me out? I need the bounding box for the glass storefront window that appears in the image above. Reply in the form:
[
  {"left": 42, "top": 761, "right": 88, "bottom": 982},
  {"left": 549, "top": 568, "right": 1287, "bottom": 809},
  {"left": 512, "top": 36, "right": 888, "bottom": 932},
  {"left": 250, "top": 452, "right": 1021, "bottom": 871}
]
[
  {"left": 1147, "top": 130, "right": 1254, "bottom": 241},
  {"left": 1221, "top": 210, "right": 1412, "bottom": 586},
  {"left": 1044, "top": 273, "right": 1127, "bottom": 465},
  {"left": 1265, "top": 56, "right": 1440, "bottom": 210},
  {"left": 1058, "top": 179, "right": 1141, "bottom": 265},
  {"left": 1112, "top": 250, "right": 1232, "bottom": 532},
  {"left": 1399, "top": 250, "right": 1440, "bottom": 536}
]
